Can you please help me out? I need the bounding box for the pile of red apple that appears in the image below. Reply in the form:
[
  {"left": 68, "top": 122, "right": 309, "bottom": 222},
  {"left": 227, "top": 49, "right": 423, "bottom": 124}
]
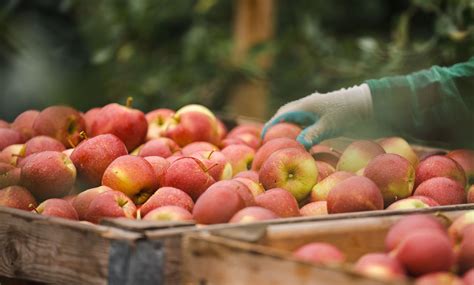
[
  {"left": 0, "top": 101, "right": 473, "bottom": 225},
  {"left": 292, "top": 212, "right": 474, "bottom": 285}
]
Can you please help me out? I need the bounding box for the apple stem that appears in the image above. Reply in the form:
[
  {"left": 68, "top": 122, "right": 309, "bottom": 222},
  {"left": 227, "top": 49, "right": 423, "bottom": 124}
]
[
  {"left": 79, "top": 131, "right": 88, "bottom": 140},
  {"left": 31, "top": 206, "right": 39, "bottom": 214},
  {"left": 67, "top": 137, "right": 76, "bottom": 148},
  {"left": 126, "top": 97, "right": 133, "bottom": 108},
  {"left": 136, "top": 209, "right": 142, "bottom": 220},
  {"left": 205, "top": 163, "right": 219, "bottom": 173},
  {"left": 207, "top": 150, "right": 215, "bottom": 160}
]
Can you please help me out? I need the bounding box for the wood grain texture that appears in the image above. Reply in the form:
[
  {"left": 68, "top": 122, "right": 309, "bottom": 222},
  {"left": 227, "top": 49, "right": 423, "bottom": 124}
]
[
  {"left": 183, "top": 207, "right": 473, "bottom": 285},
  {"left": 0, "top": 207, "right": 140, "bottom": 285}
]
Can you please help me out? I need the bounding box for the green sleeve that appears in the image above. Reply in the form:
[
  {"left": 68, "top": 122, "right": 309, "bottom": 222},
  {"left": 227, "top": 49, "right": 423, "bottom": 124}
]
[{"left": 366, "top": 57, "right": 474, "bottom": 148}]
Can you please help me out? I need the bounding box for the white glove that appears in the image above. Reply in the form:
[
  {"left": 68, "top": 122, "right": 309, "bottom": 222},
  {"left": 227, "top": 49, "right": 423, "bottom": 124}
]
[{"left": 262, "top": 83, "right": 373, "bottom": 149}]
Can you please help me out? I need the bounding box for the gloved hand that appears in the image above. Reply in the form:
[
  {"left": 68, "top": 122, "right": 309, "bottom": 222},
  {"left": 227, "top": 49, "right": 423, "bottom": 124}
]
[{"left": 262, "top": 83, "right": 373, "bottom": 149}]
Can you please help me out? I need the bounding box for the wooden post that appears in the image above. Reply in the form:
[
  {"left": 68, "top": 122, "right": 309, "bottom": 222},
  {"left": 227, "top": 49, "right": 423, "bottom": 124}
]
[{"left": 228, "top": 0, "right": 274, "bottom": 120}]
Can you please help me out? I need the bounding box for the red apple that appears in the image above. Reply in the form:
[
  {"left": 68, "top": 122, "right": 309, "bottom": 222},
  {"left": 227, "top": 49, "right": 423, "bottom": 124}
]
[
  {"left": 143, "top": 156, "right": 170, "bottom": 186},
  {"left": 221, "top": 144, "right": 255, "bottom": 176},
  {"left": 35, "top": 198, "right": 78, "bottom": 220},
  {"left": 464, "top": 269, "right": 474, "bottom": 285},
  {"left": 11, "top": 110, "right": 39, "bottom": 140},
  {"left": 364, "top": 154, "right": 415, "bottom": 206},
  {"left": 215, "top": 118, "right": 228, "bottom": 141},
  {"left": 85, "top": 190, "right": 137, "bottom": 224},
  {"left": 0, "top": 185, "right": 37, "bottom": 211},
  {"left": 0, "top": 120, "right": 9, "bottom": 128},
  {"left": 393, "top": 229, "right": 454, "bottom": 276},
  {"left": 299, "top": 201, "right": 328, "bottom": 216},
  {"left": 0, "top": 144, "right": 23, "bottom": 166},
  {"left": 137, "top": 137, "right": 180, "bottom": 158},
  {"left": 336, "top": 140, "right": 385, "bottom": 173},
  {"left": 232, "top": 177, "right": 265, "bottom": 197},
  {"left": 21, "top": 136, "right": 66, "bottom": 159},
  {"left": 229, "top": 206, "right": 279, "bottom": 223},
  {"left": 193, "top": 185, "right": 245, "bottom": 224},
  {"left": 89, "top": 100, "right": 148, "bottom": 152},
  {"left": 139, "top": 187, "right": 194, "bottom": 217},
  {"left": 226, "top": 132, "right": 261, "bottom": 150},
  {"left": 448, "top": 210, "right": 474, "bottom": 244},
  {"left": 414, "top": 177, "right": 466, "bottom": 206},
  {"left": 415, "top": 155, "right": 466, "bottom": 188},
  {"left": 310, "top": 145, "right": 341, "bottom": 168},
  {"left": 190, "top": 150, "right": 232, "bottom": 181},
  {"left": 354, "top": 253, "right": 406, "bottom": 281},
  {"left": 468, "top": 185, "right": 474, "bottom": 203},
  {"left": 385, "top": 214, "right": 446, "bottom": 251},
  {"left": 0, "top": 128, "right": 24, "bottom": 151},
  {"left": 255, "top": 188, "right": 299, "bottom": 218},
  {"left": 447, "top": 149, "right": 474, "bottom": 187},
  {"left": 146, "top": 108, "right": 175, "bottom": 140},
  {"left": 259, "top": 147, "right": 318, "bottom": 201},
  {"left": 234, "top": 170, "right": 259, "bottom": 182},
  {"left": 142, "top": 205, "right": 193, "bottom": 222},
  {"left": 310, "top": 171, "right": 354, "bottom": 202},
  {"left": 20, "top": 151, "right": 76, "bottom": 201},
  {"left": 252, "top": 138, "right": 304, "bottom": 171},
  {"left": 262, "top": 122, "right": 302, "bottom": 143},
  {"left": 386, "top": 196, "right": 440, "bottom": 210},
  {"left": 227, "top": 124, "right": 262, "bottom": 138},
  {"left": 164, "top": 104, "right": 219, "bottom": 147},
  {"left": 72, "top": 186, "right": 113, "bottom": 220},
  {"left": 327, "top": 176, "right": 384, "bottom": 214},
  {"left": 163, "top": 157, "right": 216, "bottom": 200},
  {"left": 71, "top": 134, "right": 128, "bottom": 187},
  {"left": 293, "top": 242, "right": 346, "bottom": 266},
  {"left": 315, "top": 161, "right": 335, "bottom": 182},
  {"left": 378, "top": 137, "right": 419, "bottom": 167},
  {"left": 102, "top": 155, "right": 159, "bottom": 204},
  {"left": 457, "top": 224, "right": 474, "bottom": 273},
  {"left": 33, "top": 106, "right": 86, "bottom": 148},
  {"left": 181, "top": 141, "right": 218, "bottom": 156},
  {"left": 83, "top": 107, "right": 101, "bottom": 135}
]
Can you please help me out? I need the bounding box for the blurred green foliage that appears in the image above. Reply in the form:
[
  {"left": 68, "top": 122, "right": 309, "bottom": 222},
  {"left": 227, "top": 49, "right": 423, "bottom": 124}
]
[{"left": 0, "top": 0, "right": 473, "bottom": 120}]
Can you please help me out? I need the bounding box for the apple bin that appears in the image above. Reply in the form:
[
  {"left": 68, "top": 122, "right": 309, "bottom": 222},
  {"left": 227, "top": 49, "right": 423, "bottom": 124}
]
[{"left": 182, "top": 204, "right": 474, "bottom": 285}]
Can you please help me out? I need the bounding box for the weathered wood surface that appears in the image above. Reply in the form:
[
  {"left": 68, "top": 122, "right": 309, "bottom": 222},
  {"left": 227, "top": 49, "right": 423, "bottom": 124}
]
[{"left": 182, "top": 207, "right": 472, "bottom": 285}]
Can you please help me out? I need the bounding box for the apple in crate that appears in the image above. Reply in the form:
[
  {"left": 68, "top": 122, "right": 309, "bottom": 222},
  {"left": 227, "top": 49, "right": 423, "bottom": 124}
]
[
  {"left": 22, "top": 136, "right": 66, "bottom": 158},
  {"left": 164, "top": 104, "right": 219, "bottom": 147},
  {"left": 83, "top": 107, "right": 100, "bottom": 135},
  {"left": 447, "top": 149, "right": 474, "bottom": 187},
  {"left": 0, "top": 128, "right": 24, "bottom": 151},
  {"left": 71, "top": 134, "right": 128, "bottom": 187},
  {"left": 0, "top": 120, "right": 9, "bottom": 128},
  {"left": 252, "top": 138, "right": 304, "bottom": 171},
  {"left": 33, "top": 106, "right": 86, "bottom": 148},
  {"left": 457, "top": 224, "right": 474, "bottom": 273},
  {"left": 232, "top": 177, "right": 264, "bottom": 197},
  {"left": 315, "top": 161, "right": 335, "bottom": 182},
  {"left": 221, "top": 144, "right": 255, "bottom": 176},
  {"left": 11, "top": 110, "right": 39, "bottom": 140},
  {"left": 336, "top": 140, "right": 385, "bottom": 173},
  {"left": 293, "top": 242, "right": 346, "bottom": 266},
  {"left": 255, "top": 188, "right": 299, "bottom": 218},
  {"left": 139, "top": 187, "right": 194, "bottom": 217},
  {"left": 102, "top": 155, "right": 159, "bottom": 205},
  {"left": 85, "top": 190, "right": 137, "bottom": 224},
  {"left": 354, "top": 253, "right": 406, "bottom": 281},
  {"left": 259, "top": 147, "right": 318, "bottom": 202},
  {"left": 35, "top": 198, "right": 78, "bottom": 220},
  {"left": 414, "top": 272, "right": 464, "bottom": 285},
  {"left": 415, "top": 155, "right": 466, "bottom": 188},
  {"left": 72, "top": 186, "right": 113, "bottom": 220},
  {"left": 364, "top": 153, "right": 415, "bottom": 206},
  {"left": 146, "top": 108, "right": 175, "bottom": 140},
  {"left": 310, "top": 171, "right": 354, "bottom": 202},
  {"left": 234, "top": 170, "right": 259, "bottom": 183},
  {"left": 21, "top": 151, "right": 76, "bottom": 201},
  {"left": 143, "top": 206, "right": 193, "bottom": 222},
  {"left": 163, "top": 157, "right": 216, "bottom": 201},
  {"left": 262, "top": 122, "right": 302, "bottom": 143},
  {"left": 414, "top": 177, "right": 466, "bottom": 205},
  {"left": 143, "top": 156, "right": 170, "bottom": 186},
  {"left": 377, "top": 136, "right": 419, "bottom": 166},
  {"left": 182, "top": 141, "right": 218, "bottom": 156},
  {"left": 386, "top": 196, "right": 439, "bottom": 210},
  {"left": 0, "top": 185, "right": 37, "bottom": 211},
  {"left": 327, "top": 176, "right": 383, "bottom": 214},
  {"left": 137, "top": 137, "right": 180, "bottom": 158},
  {"left": 0, "top": 144, "right": 24, "bottom": 166},
  {"left": 464, "top": 269, "right": 474, "bottom": 285},
  {"left": 190, "top": 150, "right": 233, "bottom": 181},
  {"left": 299, "top": 201, "right": 328, "bottom": 217},
  {"left": 193, "top": 185, "right": 245, "bottom": 224},
  {"left": 89, "top": 98, "right": 148, "bottom": 152},
  {"left": 229, "top": 206, "right": 278, "bottom": 223}
]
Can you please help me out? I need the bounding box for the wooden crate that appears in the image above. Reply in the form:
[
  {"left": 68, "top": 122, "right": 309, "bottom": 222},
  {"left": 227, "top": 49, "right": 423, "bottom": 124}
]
[
  {"left": 182, "top": 204, "right": 474, "bottom": 285},
  {"left": 0, "top": 206, "right": 197, "bottom": 285}
]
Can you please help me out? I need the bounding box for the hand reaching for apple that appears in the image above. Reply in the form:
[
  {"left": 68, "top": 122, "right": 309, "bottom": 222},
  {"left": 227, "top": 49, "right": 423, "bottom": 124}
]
[{"left": 262, "top": 83, "right": 373, "bottom": 149}]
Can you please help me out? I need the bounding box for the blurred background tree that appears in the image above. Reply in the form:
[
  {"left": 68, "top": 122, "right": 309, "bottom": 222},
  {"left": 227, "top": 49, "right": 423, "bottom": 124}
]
[{"left": 0, "top": 0, "right": 473, "bottom": 122}]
